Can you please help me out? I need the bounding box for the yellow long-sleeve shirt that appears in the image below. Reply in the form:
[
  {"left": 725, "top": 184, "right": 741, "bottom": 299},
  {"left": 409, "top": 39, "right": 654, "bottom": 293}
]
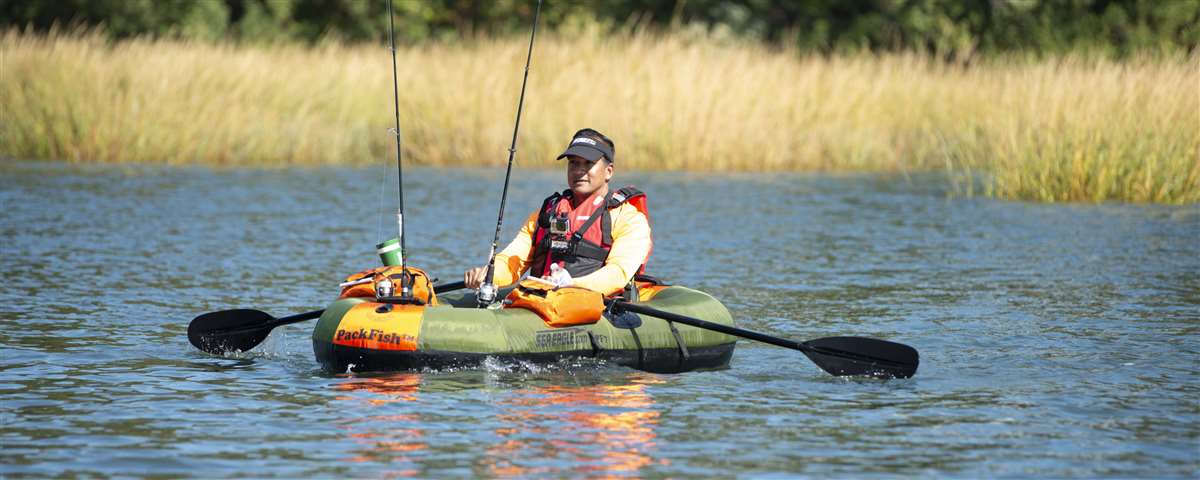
[{"left": 490, "top": 202, "right": 652, "bottom": 295}]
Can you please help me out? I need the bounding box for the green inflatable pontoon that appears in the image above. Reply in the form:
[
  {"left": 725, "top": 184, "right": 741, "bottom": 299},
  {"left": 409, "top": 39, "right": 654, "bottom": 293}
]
[{"left": 312, "top": 285, "right": 737, "bottom": 374}]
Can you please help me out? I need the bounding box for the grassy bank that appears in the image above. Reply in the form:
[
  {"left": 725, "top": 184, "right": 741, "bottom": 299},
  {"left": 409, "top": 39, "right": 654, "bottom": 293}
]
[{"left": 2, "top": 31, "right": 1196, "bottom": 203}]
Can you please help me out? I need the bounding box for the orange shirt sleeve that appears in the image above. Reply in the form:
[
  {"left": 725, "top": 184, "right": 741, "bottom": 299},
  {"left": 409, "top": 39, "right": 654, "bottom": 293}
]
[
  {"left": 571, "top": 204, "right": 652, "bottom": 295},
  {"left": 489, "top": 211, "right": 539, "bottom": 286}
]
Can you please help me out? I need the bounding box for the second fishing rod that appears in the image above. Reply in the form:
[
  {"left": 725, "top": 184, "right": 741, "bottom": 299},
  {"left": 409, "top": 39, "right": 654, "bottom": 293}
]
[
  {"left": 477, "top": 0, "right": 543, "bottom": 307},
  {"left": 384, "top": 0, "right": 412, "bottom": 299}
]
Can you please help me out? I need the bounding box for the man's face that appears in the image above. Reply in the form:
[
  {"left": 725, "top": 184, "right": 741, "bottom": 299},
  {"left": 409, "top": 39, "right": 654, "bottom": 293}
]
[{"left": 566, "top": 155, "right": 612, "bottom": 197}]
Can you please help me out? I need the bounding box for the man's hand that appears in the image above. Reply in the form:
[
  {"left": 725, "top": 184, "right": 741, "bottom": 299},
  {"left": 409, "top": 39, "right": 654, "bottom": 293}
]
[
  {"left": 464, "top": 266, "right": 488, "bottom": 289},
  {"left": 547, "top": 263, "right": 573, "bottom": 287}
]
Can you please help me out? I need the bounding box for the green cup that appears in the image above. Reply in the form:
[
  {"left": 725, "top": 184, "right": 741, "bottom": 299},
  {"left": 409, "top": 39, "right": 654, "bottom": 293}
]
[{"left": 376, "top": 238, "right": 402, "bottom": 266}]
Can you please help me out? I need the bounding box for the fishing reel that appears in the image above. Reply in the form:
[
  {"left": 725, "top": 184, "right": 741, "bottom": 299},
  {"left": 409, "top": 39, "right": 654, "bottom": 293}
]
[
  {"left": 375, "top": 272, "right": 417, "bottom": 306},
  {"left": 376, "top": 277, "right": 395, "bottom": 298},
  {"left": 477, "top": 282, "right": 497, "bottom": 306}
]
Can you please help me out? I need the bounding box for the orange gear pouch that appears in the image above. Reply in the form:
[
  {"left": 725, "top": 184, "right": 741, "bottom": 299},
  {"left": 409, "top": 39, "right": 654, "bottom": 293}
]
[
  {"left": 506, "top": 279, "right": 605, "bottom": 328},
  {"left": 338, "top": 266, "right": 438, "bottom": 306}
]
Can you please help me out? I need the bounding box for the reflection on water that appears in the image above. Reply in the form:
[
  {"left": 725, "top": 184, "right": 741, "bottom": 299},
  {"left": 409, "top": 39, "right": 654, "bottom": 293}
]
[
  {"left": 484, "top": 375, "right": 667, "bottom": 477},
  {"left": 334, "top": 373, "right": 428, "bottom": 473},
  {"left": 335, "top": 373, "right": 424, "bottom": 404},
  {"left": 330, "top": 371, "right": 667, "bottom": 478},
  {"left": 1, "top": 163, "right": 1197, "bottom": 477}
]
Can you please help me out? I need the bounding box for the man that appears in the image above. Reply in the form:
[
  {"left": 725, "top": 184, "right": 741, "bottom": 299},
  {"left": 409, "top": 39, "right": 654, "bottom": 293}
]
[{"left": 464, "top": 128, "right": 652, "bottom": 296}]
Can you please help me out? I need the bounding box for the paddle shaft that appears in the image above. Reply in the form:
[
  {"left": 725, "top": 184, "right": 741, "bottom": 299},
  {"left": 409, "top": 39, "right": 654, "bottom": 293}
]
[
  {"left": 609, "top": 299, "right": 913, "bottom": 368},
  {"left": 260, "top": 309, "right": 324, "bottom": 331},
  {"left": 609, "top": 300, "right": 807, "bottom": 351},
  {"left": 434, "top": 280, "right": 467, "bottom": 294},
  {"left": 228, "top": 281, "right": 468, "bottom": 332}
]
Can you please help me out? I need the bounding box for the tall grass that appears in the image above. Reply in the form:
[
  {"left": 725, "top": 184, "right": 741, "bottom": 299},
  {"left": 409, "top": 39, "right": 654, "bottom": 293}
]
[{"left": 2, "top": 30, "right": 1196, "bottom": 203}]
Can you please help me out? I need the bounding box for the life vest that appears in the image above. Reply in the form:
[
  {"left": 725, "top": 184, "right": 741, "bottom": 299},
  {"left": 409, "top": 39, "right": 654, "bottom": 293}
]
[{"left": 528, "top": 186, "right": 651, "bottom": 279}]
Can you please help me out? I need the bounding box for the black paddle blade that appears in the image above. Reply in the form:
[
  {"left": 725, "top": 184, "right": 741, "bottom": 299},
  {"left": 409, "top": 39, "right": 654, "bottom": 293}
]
[
  {"left": 187, "top": 309, "right": 275, "bottom": 355},
  {"left": 800, "top": 336, "right": 919, "bottom": 379}
]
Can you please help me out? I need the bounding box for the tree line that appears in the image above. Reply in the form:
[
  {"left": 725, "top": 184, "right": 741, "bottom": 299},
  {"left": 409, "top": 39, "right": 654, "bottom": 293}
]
[{"left": 3, "top": 0, "right": 1197, "bottom": 58}]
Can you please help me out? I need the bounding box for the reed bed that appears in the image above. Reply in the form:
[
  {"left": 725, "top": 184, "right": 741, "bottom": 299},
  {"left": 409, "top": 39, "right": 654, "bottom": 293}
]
[{"left": 2, "top": 30, "right": 1196, "bottom": 203}]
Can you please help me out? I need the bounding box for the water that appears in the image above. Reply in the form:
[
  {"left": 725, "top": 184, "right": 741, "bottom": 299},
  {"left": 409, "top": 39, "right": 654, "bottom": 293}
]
[{"left": 2, "top": 161, "right": 1197, "bottom": 478}]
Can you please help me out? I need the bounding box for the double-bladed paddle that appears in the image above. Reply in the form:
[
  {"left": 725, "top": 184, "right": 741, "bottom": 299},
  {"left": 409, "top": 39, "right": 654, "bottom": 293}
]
[
  {"left": 187, "top": 281, "right": 467, "bottom": 355},
  {"left": 191, "top": 281, "right": 919, "bottom": 379},
  {"left": 606, "top": 299, "right": 919, "bottom": 379}
]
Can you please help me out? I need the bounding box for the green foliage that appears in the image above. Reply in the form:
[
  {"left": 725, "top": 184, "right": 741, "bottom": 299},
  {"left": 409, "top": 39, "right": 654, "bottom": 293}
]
[
  {"left": 1, "top": 0, "right": 1196, "bottom": 57},
  {"left": 1, "top": 0, "right": 229, "bottom": 39}
]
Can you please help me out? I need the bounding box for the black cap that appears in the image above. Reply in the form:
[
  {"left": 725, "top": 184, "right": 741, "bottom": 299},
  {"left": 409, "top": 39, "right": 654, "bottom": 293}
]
[{"left": 556, "top": 128, "right": 615, "bottom": 163}]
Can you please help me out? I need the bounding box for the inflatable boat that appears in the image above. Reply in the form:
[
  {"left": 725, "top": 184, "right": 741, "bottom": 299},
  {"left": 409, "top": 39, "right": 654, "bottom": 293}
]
[
  {"left": 188, "top": 270, "right": 917, "bottom": 379},
  {"left": 311, "top": 282, "right": 737, "bottom": 374}
]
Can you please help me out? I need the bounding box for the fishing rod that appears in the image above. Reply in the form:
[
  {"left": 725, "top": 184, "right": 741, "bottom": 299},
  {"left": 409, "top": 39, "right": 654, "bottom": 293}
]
[
  {"left": 477, "top": 0, "right": 543, "bottom": 308},
  {"left": 385, "top": 0, "right": 411, "bottom": 298}
]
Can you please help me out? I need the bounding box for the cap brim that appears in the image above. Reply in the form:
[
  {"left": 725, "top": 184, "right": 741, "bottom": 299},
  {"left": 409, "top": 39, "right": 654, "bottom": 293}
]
[{"left": 556, "top": 145, "right": 608, "bottom": 162}]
